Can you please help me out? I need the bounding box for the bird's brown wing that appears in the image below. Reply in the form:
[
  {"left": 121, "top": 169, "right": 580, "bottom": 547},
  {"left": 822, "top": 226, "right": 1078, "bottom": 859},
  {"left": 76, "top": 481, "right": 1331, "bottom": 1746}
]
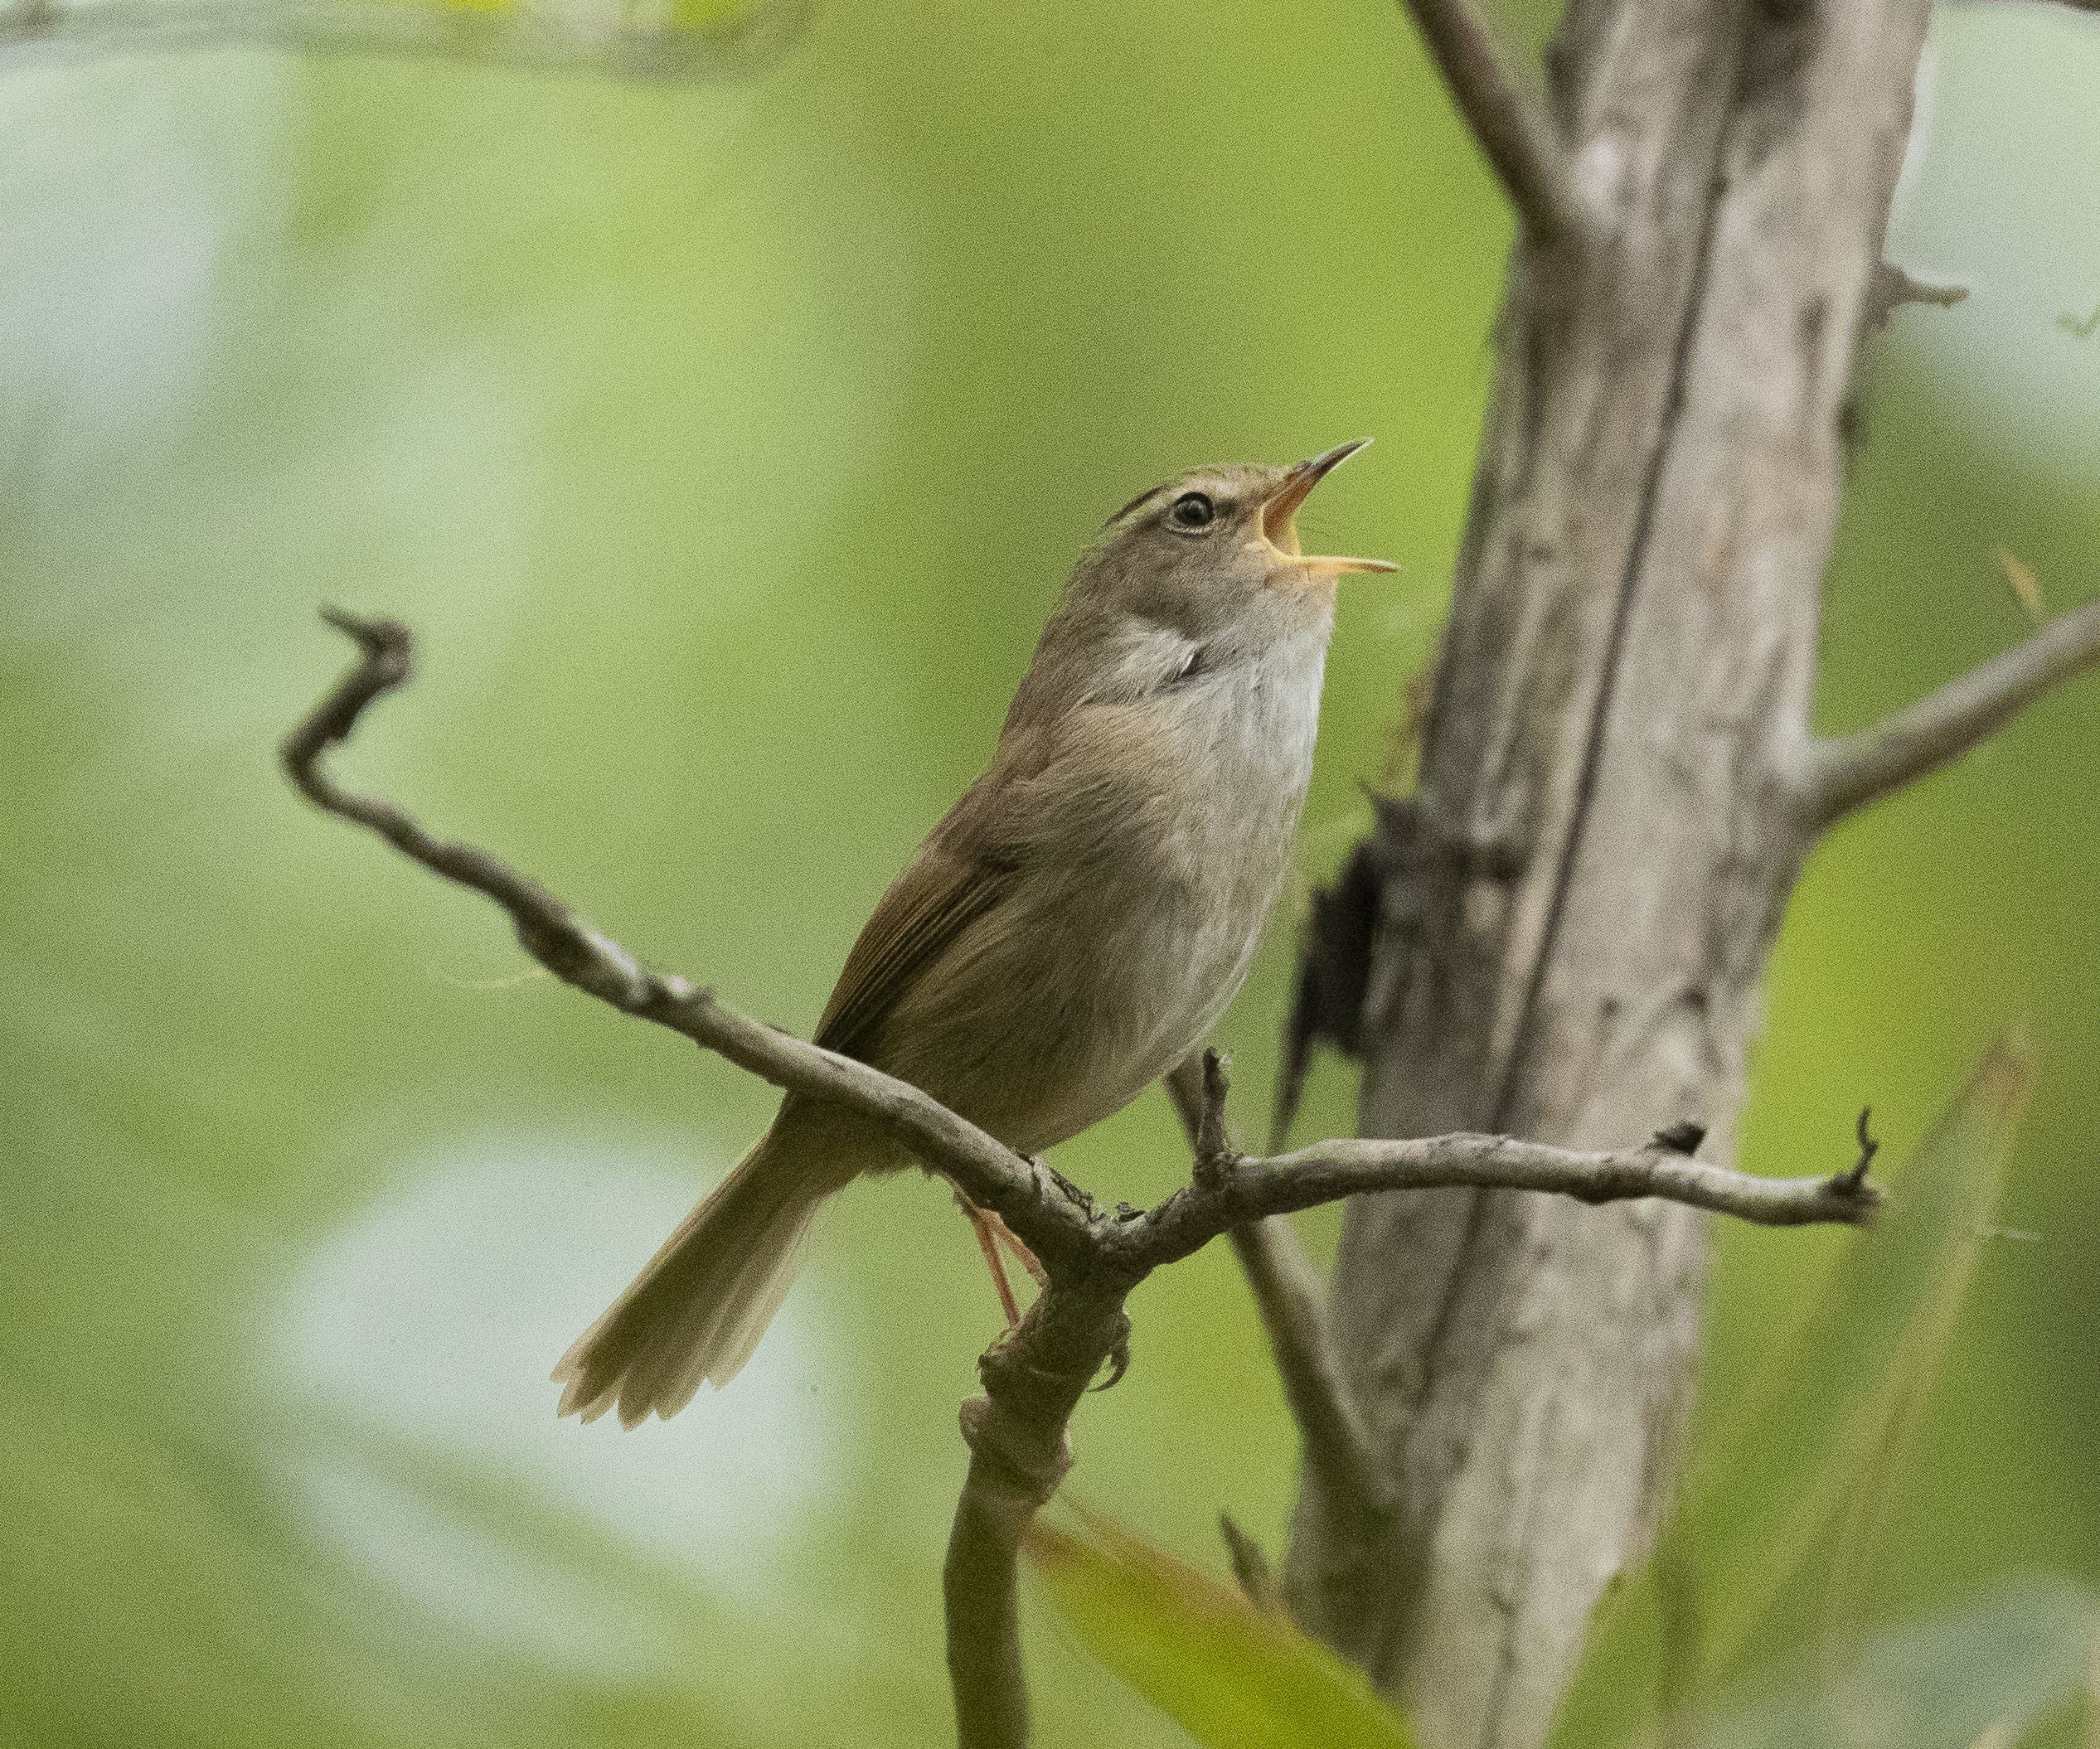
[{"left": 813, "top": 830, "right": 1015, "bottom": 1065}]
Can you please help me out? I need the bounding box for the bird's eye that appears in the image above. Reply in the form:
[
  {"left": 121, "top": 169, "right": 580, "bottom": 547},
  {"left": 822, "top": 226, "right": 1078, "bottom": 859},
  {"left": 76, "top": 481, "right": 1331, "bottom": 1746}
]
[{"left": 1166, "top": 492, "right": 1215, "bottom": 531}]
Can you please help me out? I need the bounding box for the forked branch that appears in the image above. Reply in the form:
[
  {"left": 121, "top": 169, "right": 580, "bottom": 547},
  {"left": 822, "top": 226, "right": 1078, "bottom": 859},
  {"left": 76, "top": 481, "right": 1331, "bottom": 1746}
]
[
  {"left": 284, "top": 611, "right": 1882, "bottom": 1749},
  {"left": 1166, "top": 1054, "right": 1386, "bottom": 1527},
  {"left": 1804, "top": 601, "right": 2100, "bottom": 831},
  {"left": 1396, "top": 0, "right": 1590, "bottom": 253}
]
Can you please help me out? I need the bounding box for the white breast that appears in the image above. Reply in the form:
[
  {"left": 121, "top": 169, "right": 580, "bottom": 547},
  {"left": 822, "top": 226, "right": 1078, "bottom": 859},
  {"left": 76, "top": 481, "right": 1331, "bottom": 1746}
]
[
  {"left": 875, "top": 604, "right": 1337, "bottom": 1158},
  {"left": 1016, "top": 618, "right": 1332, "bottom": 1145}
]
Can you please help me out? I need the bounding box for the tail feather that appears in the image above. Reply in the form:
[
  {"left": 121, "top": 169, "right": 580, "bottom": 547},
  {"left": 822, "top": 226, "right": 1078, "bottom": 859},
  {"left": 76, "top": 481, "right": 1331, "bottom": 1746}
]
[{"left": 554, "top": 1128, "right": 830, "bottom": 1427}]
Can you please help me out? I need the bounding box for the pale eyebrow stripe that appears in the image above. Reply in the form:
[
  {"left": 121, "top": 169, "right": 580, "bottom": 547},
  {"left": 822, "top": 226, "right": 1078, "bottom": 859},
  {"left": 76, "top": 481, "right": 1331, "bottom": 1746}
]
[{"left": 1102, "top": 479, "right": 1173, "bottom": 528}]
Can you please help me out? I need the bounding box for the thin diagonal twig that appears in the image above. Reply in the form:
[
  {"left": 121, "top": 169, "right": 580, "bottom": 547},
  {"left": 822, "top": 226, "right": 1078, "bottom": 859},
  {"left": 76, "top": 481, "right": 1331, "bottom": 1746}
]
[
  {"left": 1165, "top": 1053, "right": 1387, "bottom": 1529},
  {"left": 1397, "top": 0, "right": 1590, "bottom": 253},
  {"left": 1803, "top": 602, "right": 2100, "bottom": 831}
]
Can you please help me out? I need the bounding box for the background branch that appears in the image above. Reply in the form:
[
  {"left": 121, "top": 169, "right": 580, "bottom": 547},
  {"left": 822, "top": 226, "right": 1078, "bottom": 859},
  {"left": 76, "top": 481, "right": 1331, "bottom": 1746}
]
[
  {"left": 1805, "top": 602, "right": 2100, "bottom": 830},
  {"left": 1867, "top": 261, "right": 1970, "bottom": 328},
  {"left": 1164, "top": 1055, "right": 1388, "bottom": 1530},
  {"left": 0, "top": 0, "right": 802, "bottom": 75},
  {"left": 1396, "top": 0, "right": 1588, "bottom": 252}
]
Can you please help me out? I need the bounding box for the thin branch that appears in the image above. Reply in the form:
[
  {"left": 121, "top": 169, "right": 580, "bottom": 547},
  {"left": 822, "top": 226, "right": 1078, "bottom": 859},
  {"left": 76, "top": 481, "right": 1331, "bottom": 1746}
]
[
  {"left": 1128, "top": 1132, "right": 1875, "bottom": 1272},
  {"left": 282, "top": 610, "right": 1098, "bottom": 1271},
  {"left": 1396, "top": 0, "right": 1590, "bottom": 254},
  {"left": 1803, "top": 602, "right": 2100, "bottom": 831},
  {"left": 0, "top": 0, "right": 803, "bottom": 76},
  {"left": 1165, "top": 1054, "right": 1387, "bottom": 1526},
  {"left": 291, "top": 613, "right": 1872, "bottom": 1266},
  {"left": 1835, "top": 1106, "right": 1880, "bottom": 1196},
  {"left": 944, "top": 1276, "right": 1130, "bottom": 1749},
  {"left": 284, "top": 611, "right": 1883, "bottom": 1749},
  {"left": 1867, "top": 261, "right": 1970, "bottom": 329}
]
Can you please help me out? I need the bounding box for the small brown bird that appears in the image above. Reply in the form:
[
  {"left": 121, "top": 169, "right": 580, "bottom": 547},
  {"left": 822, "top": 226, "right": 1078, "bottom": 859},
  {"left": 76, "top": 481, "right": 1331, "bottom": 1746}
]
[{"left": 555, "top": 443, "right": 1395, "bottom": 1425}]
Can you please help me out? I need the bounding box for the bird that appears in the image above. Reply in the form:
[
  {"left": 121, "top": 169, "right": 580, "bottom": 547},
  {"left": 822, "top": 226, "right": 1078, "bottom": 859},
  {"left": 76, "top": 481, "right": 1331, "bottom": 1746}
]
[{"left": 554, "top": 441, "right": 1396, "bottom": 1426}]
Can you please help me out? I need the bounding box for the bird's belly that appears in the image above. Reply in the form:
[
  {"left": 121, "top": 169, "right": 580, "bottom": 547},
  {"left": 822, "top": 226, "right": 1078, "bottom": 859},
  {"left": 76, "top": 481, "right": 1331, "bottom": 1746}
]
[
  {"left": 1020, "top": 895, "right": 1261, "bottom": 1147},
  {"left": 879, "top": 831, "right": 1283, "bottom": 1156},
  {"left": 876, "top": 637, "right": 1325, "bottom": 1156}
]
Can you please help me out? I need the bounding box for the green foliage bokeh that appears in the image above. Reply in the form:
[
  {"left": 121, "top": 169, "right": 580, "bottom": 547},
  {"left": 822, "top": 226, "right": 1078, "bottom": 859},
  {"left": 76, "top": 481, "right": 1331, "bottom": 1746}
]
[{"left": 2, "top": 3, "right": 2097, "bottom": 1745}]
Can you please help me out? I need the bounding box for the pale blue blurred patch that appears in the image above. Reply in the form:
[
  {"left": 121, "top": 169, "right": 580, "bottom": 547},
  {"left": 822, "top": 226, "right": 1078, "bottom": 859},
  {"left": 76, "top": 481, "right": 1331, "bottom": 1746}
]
[
  {"left": 266, "top": 1131, "right": 852, "bottom": 1645},
  {"left": 1893, "top": 6, "right": 2100, "bottom": 486}
]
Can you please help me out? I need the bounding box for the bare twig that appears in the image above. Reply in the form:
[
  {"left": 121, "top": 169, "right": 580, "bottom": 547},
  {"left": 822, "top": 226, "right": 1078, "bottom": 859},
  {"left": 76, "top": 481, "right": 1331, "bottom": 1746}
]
[
  {"left": 284, "top": 612, "right": 1883, "bottom": 1749},
  {"left": 1231, "top": 1222, "right": 1387, "bottom": 1511},
  {"left": 1131, "top": 1133, "right": 1876, "bottom": 1263},
  {"left": 1867, "top": 261, "right": 1970, "bottom": 328},
  {"left": 282, "top": 611, "right": 1096, "bottom": 1271},
  {"left": 1395, "top": 0, "right": 1589, "bottom": 253},
  {"left": 1802, "top": 602, "right": 2100, "bottom": 831},
  {"left": 0, "top": 0, "right": 803, "bottom": 75},
  {"left": 1165, "top": 1054, "right": 1387, "bottom": 1528},
  {"left": 1834, "top": 1106, "right": 1880, "bottom": 1195}
]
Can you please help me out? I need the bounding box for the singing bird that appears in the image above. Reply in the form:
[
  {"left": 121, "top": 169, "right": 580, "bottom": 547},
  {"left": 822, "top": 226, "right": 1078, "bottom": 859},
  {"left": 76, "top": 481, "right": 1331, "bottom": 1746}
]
[{"left": 555, "top": 442, "right": 1395, "bottom": 1426}]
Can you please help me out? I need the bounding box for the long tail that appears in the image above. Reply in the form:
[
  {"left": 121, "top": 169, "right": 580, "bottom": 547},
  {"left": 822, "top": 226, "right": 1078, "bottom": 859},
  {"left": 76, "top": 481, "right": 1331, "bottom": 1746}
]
[{"left": 554, "top": 1126, "right": 836, "bottom": 1427}]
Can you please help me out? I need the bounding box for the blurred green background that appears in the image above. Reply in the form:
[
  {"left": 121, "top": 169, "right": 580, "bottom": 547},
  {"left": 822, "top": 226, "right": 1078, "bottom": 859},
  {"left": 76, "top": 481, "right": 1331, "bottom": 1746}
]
[{"left": 2, "top": 2, "right": 2097, "bottom": 1743}]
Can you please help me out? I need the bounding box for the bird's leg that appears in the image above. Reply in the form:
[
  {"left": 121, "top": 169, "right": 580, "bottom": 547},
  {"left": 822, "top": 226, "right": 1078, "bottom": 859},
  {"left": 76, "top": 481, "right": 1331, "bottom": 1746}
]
[
  {"left": 985, "top": 1205, "right": 1048, "bottom": 1289},
  {"left": 957, "top": 1190, "right": 1024, "bottom": 1325}
]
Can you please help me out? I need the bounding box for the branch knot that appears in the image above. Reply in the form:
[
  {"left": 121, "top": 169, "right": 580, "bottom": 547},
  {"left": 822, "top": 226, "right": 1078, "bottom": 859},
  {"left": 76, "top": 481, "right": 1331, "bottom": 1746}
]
[{"left": 956, "top": 1396, "right": 1072, "bottom": 1506}]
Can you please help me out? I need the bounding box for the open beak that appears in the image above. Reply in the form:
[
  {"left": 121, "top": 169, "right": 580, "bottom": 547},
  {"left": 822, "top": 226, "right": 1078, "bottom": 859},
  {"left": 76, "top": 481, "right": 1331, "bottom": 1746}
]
[{"left": 1261, "top": 438, "right": 1399, "bottom": 579}]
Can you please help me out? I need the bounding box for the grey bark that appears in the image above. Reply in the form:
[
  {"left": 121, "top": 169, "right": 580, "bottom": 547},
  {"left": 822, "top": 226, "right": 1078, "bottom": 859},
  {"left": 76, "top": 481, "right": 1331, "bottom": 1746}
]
[{"left": 1284, "top": 3, "right": 1937, "bottom": 1745}]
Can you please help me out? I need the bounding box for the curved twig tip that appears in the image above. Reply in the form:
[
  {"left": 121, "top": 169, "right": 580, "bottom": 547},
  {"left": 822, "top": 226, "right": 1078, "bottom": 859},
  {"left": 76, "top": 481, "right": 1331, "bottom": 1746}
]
[
  {"left": 1826, "top": 1106, "right": 1880, "bottom": 1200},
  {"left": 281, "top": 606, "right": 414, "bottom": 804},
  {"left": 320, "top": 603, "right": 410, "bottom": 656}
]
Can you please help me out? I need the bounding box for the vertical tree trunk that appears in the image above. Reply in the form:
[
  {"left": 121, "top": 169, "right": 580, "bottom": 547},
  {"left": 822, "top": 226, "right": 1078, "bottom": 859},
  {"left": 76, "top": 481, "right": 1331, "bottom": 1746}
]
[{"left": 1283, "top": 3, "right": 1934, "bottom": 1744}]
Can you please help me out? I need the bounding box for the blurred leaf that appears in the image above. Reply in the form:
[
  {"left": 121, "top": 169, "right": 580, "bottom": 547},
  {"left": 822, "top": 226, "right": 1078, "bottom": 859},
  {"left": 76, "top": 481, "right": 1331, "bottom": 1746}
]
[
  {"left": 1218, "top": 1511, "right": 1285, "bottom": 1618},
  {"left": 1556, "top": 1036, "right": 2034, "bottom": 1742},
  {"left": 1998, "top": 549, "right": 2047, "bottom": 621},
  {"left": 1677, "top": 1034, "right": 2030, "bottom": 1684},
  {"left": 1024, "top": 1506, "right": 1419, "bottom": 1749},
  {"left": 1675, "top": 1576, "right": 2100, "bottom": 1749}
]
